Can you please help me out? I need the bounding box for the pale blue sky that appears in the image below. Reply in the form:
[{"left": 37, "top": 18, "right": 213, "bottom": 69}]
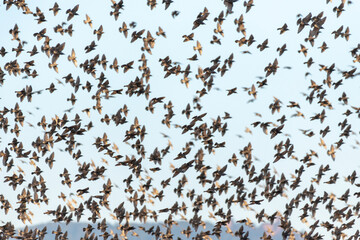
[{"left": 1, "top": 0, "right": 360, "bottom": 238}]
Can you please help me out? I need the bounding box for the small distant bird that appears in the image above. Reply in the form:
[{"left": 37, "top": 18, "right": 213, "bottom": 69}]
[
  {"left": 66, "top": 4, "right": 79, "bottom": 21},
  {"left": 83, "top": 14, "right": 93, "bottom": 28},
  {"left": 193, "top": 41, "right": 202, "bottom": 55},
  {"left": 277, "top": 23, "right": 289, "bottom": 34},
  {"left": 49, "top": 2, "right": 61, "bottom": 16},
  {"left": 156, "top": 27, "right": 166, "bottom": 38}
]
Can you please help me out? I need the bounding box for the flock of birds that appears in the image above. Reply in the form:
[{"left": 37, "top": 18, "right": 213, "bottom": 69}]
[{"left": 1, "top": 0, "right": 360, "bottom": 239}]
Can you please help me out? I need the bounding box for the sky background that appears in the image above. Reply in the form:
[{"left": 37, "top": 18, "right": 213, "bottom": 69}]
[{"left": 1, "top": 0, "right": 360, "bottom": 238}]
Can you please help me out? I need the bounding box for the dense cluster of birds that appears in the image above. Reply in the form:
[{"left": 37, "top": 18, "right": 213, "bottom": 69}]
[{"left": 1, "top": 0, "right": 360, "bottom": 239}]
